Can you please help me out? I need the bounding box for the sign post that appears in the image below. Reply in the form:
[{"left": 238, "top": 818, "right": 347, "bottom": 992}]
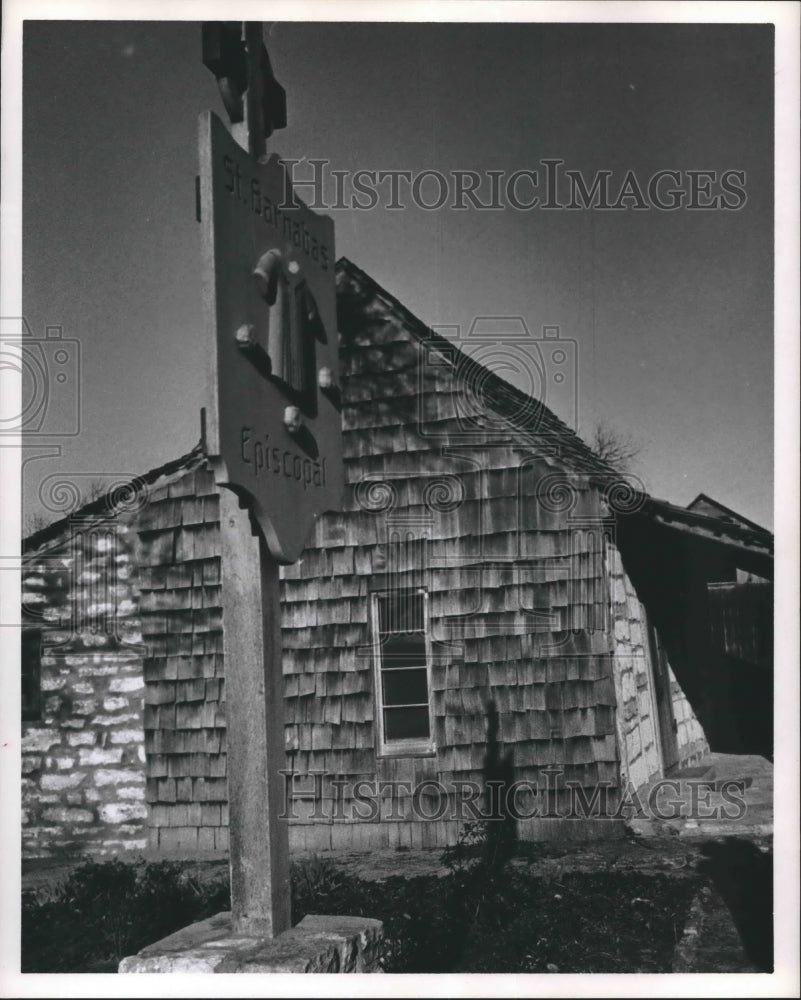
[
  {"left": 198, "top": 22, "right": 342, "bottom": 938},
  {"left": 121, "top": 26, "right": 381, "bottom": 969}
]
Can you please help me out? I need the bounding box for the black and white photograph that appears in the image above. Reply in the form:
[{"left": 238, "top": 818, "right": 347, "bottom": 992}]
[{"left": 1, "top": 1, "right": 798, "bottom": 994}]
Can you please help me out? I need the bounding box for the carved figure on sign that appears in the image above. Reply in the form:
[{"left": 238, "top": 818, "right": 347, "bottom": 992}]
[{"left": 248, "top": 249, "right": 326, "bottom": 415}]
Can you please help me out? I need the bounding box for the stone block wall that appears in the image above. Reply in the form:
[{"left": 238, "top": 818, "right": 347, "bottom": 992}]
[
  {"left": 607, "top": 541, "right": 664, "bottom": 793},
  {"left": 668, "top": 664, "right": 708, "bottom": 765},
  {"left": 21, "top": 511, "right": 148, "bottom": 857},
  {"left": 607, "top": 540, "right": 708, "bottom": 793}
]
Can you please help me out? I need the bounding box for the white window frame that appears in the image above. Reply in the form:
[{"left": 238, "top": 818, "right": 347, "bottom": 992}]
[{"left": 370, "top": 588, "right": 435, "bottom": 757}]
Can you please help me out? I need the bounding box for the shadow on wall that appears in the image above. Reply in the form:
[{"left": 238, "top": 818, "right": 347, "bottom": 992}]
[
  {"left": 482, "top": 697, "right": 517, "bottom": 870},
  {"left": 698, "top": 837, "right": 773, "bottom": 973}
]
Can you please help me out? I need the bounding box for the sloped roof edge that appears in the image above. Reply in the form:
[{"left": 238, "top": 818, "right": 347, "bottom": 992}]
[
  {"left": 22, "top": 442, "right": 206, "bottom": 555},
  {"left": 687, "top": 492, "right": 770, "bottom": 535},
  {"left": 335, "top": 256, "right": 618, "bottom": 479},
  {"left": 334, "top": 261, "right": 774, "bottom": 563},
  {"left": 635, "top": 494, "right": 773, "bottom": 555}
]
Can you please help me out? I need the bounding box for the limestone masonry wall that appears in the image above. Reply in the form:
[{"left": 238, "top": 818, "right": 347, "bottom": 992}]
[
  {"left": 608, "top": 540, "right": 708, "bottom": 794},
  {"left": 608, "top": 540, "right": 664, "bottom": 792},
  {"left": 22, "top": 511, "right": 148, "bottom": 857},
  {"left": 668, "top": 664, "right": 708, "bottom": 766}
]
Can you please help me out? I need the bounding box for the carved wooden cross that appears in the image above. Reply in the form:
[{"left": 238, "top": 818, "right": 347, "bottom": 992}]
[{"left": 202, "top": 21, "right": 287, "bottom": 159}]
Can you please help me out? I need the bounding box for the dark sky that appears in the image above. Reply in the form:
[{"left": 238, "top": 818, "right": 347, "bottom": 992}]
[{"left": 21, "top": 19, "right": 774, "bottom": 527}]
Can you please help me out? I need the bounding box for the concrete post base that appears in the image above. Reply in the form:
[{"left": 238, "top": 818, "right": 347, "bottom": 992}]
[{"left": 118, "top": 911, "right": 384, "bottom": 973}]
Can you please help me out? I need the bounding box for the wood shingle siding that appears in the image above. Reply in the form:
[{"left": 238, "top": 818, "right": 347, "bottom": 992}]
[{"left": 136, "top": 461, "right": 228, "bottom": 853}]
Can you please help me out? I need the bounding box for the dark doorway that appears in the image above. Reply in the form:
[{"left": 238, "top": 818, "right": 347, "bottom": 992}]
[{"left": 647, "top": 622, "right": 679, "bottom": 773}]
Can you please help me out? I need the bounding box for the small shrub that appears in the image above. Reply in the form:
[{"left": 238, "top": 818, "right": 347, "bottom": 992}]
[
  {"left": 291, "top": 854, "right": 354, "bottom": 922},
  {"left": 22, "top": 853, "right": 697, "bottom": 974},
  {"left": 22, "top": 857, "right": 229, "bottom": 973}
]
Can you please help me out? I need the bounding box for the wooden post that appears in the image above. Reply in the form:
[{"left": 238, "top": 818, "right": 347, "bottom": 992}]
[{"left": 219, "top": 488, "right": 291, "bottom": 938}]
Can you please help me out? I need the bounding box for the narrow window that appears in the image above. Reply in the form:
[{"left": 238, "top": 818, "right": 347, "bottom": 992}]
[
  {"left": 372, "top": 590, "right": 433, "bottom": 755},
  {"left": 21, "top": 629, "right": 42, "bottom": 722}
]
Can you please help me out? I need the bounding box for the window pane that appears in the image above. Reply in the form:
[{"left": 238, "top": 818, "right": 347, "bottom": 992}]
[
  {"left": 382, "top": 667, "right": 429, "bottom": 707},
  {"left": 385, "top": 705, "right": 430, "bottom": 741},
  {"left": 378, "top": 592, "right": 423, "bottom": 634},
  {"left": 21, "top": 631, "right": 42, "bottom": 722},
  {"left": 380, "top": 633, "right": 426, "bottom": 668}
]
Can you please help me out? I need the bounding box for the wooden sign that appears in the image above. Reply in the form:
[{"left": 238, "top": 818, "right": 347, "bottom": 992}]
[
  {"left": 198, "top": 110, "right": 343, "bottom": 562},
  {"left": 197, "top": 22, "right": 344, "bottom": 941}
]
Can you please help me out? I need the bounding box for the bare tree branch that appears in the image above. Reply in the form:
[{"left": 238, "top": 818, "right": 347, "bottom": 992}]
[
  {"left": 591, "top": 421, "right": 642, "bottom": 473},
  {"left": 23, "top": 511, "right": 53, "bottom": 537},
  {"left": 84, "top": 479, "right": 108, "bottom": 504}
]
